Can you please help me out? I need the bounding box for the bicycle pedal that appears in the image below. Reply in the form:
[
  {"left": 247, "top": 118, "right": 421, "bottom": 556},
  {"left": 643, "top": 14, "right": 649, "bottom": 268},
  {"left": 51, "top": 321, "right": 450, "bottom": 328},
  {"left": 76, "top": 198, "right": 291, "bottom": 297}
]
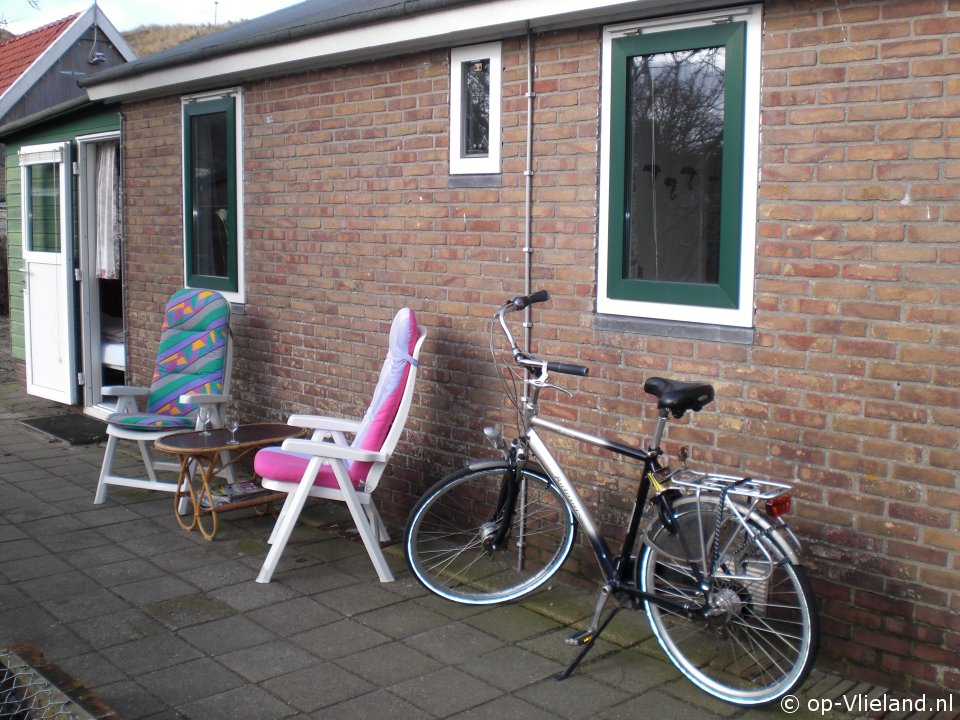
[{"left": 564, "top": 629, "right": 594, "bottom": 647}]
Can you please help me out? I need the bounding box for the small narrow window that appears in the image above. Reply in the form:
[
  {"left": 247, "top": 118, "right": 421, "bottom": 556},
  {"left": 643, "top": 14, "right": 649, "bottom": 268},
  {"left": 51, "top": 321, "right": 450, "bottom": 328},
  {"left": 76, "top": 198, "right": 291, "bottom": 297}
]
[
  {"left": 182, "top": 89, "right": 244, "bottom": 301},
  {"left": 450, "top": 43, "right": 501, "bottom": 175}
]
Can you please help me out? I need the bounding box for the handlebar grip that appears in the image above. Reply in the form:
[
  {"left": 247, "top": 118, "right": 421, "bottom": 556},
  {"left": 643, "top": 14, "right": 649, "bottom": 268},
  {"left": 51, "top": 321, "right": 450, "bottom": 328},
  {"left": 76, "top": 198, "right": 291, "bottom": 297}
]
[
  {"left": 510, "top": 289, "right": 550, "bottom": 310},
  {"left": 546, "top": 361, "right": 589, "bottom": 377}
]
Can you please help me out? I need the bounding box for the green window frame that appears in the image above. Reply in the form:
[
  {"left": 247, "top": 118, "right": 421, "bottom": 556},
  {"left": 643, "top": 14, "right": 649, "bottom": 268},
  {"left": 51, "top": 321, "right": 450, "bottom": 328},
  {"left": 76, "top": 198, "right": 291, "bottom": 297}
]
[
  {"left": 598, "top": 6, "right": 762, "bottom": 331},
  {"left": 183, "top": 94, "right": 238, "bottom": 294}
]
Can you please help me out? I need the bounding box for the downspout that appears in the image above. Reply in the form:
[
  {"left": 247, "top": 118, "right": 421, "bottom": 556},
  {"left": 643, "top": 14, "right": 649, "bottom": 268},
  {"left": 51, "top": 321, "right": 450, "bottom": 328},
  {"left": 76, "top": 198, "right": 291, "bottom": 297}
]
[{"left": 522, "top": 24, "right": 535, "bottom": 350}]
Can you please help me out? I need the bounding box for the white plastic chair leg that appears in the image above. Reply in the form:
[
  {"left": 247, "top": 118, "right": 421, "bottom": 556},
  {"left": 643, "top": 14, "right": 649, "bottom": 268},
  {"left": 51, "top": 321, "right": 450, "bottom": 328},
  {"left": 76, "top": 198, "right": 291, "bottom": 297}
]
[
  {"left": 257, "top": 457, "right": 323, "bottom": 584},
  {"left": 94, "top": 434, "right": 119, "bottom": 504},
  {"left": 333, "top": 465, "right": 394, "bottom": 583}
]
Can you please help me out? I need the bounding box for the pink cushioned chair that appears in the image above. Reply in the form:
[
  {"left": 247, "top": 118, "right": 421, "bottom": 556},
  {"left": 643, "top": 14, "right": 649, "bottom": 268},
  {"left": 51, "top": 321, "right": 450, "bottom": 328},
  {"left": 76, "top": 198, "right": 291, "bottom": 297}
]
[{"left": 255, "top": 308, "right": 426, "bottom": 583}]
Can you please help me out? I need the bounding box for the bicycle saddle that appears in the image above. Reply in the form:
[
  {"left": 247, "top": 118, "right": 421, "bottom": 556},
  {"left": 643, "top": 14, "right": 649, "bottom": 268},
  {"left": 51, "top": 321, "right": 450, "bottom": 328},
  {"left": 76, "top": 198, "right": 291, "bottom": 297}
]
[{"left": 643, "top": 377, "right": 715, "bottom": 417}]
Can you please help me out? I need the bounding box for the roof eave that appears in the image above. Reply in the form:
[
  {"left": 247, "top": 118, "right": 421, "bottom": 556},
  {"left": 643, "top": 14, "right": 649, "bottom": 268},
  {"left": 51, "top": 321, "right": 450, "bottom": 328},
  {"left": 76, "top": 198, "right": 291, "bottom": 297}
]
[{"left": 84, "top": 0, "right": 729, "bottom": 102}]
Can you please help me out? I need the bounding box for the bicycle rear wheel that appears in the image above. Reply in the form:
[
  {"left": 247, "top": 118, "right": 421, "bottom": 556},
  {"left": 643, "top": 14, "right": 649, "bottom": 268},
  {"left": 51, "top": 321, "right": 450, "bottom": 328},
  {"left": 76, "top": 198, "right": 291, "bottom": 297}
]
[
  {"left": 638, "top": 495, "right": 818, "bottom": 706},
  {"left": 404, "top": 463, "right": 576, "bottom": 605}
]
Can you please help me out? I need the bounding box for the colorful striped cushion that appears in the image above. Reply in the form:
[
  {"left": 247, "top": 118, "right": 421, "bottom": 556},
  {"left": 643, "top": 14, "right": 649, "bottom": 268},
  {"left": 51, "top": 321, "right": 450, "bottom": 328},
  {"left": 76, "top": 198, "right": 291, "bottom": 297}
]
[
  {"left": 107, "top": 289, "right": 230, "bottom": 432},
  {"left": 254, "top": 308, "right": 419, "bottom": 488}
]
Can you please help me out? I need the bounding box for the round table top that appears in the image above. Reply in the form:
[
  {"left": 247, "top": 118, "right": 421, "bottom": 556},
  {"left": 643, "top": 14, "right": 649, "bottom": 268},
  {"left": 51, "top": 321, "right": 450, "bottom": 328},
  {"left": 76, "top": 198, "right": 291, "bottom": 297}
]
[{"left": 155, "top": 422, "right": 305, "bottom": 454}]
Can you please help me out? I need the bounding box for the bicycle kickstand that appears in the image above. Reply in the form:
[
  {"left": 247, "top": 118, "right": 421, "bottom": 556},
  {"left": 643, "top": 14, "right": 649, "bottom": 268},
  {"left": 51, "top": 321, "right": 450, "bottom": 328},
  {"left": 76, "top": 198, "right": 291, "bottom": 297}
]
[{"left": 557, "top": 583, "right": 620, "bottom": 681}]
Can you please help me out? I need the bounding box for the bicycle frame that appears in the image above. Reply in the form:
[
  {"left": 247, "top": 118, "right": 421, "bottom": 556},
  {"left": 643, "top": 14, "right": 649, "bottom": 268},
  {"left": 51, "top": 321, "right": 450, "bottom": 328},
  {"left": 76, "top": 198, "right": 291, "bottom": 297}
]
[{"left": 507, "top": 373, "right": 690, "bottom": 616}]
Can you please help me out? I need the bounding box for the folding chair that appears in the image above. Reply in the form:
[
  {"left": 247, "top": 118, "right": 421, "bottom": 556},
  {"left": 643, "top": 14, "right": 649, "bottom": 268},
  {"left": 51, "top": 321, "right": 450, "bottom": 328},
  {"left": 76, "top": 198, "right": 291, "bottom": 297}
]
[
  {"left": 94, "top": 288, "right": 232, "bottom": 506},
  {"left": 254, "top": 308, "right": 425, "bottom": 583}
]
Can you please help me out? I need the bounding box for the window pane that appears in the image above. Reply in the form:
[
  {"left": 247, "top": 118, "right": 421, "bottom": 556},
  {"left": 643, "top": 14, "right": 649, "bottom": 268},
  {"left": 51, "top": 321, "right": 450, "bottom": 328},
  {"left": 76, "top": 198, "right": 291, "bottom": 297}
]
[
  {"left": 26, "top": 163, "right": 60, "bottom": 253},
  {"left": 623, "top": 47, "right": 724, "bottom": 285},
  {"left": 462, "top": 58, "right": 490, "bottom": 156},
  {"left": 189, "top": 110, "right": 230, "bottom": 278}
]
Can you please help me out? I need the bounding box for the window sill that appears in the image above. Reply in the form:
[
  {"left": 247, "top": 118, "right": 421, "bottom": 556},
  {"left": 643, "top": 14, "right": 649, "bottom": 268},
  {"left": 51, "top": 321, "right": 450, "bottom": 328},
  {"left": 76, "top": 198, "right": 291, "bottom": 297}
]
[
  {"left": 448, "top": 174, "right": 502, "bottom": 189},
  {"left": 594, "top": 313, "right": 755, "bottom": 344}
]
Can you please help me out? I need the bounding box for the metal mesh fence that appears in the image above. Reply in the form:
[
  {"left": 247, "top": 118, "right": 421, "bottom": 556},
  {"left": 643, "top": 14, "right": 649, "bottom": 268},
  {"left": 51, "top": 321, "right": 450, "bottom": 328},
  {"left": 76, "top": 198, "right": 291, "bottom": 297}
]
[{"left": 0, "top": 650, "right": 96, "bottom": 720}]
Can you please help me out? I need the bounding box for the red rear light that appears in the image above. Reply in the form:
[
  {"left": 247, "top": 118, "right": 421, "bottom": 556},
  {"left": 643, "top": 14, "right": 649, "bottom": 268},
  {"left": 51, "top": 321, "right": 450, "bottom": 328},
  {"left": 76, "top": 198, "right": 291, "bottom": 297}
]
[{"left": 765, "top": 494, "right": 792, "bottom": 518}]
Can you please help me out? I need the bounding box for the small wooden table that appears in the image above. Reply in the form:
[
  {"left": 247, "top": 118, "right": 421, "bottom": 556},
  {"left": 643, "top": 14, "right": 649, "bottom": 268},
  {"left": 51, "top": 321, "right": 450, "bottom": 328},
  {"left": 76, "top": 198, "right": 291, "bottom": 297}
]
[{"left": 155, "top": 423, "right": 306, "bottom": 540}]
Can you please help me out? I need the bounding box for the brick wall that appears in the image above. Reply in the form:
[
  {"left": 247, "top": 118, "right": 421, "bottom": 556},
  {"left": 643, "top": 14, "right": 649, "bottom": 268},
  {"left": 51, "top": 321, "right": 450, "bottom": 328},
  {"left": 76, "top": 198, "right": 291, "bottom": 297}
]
[{"left": 119, "top": 0, "right": 959, "bottom": 694}]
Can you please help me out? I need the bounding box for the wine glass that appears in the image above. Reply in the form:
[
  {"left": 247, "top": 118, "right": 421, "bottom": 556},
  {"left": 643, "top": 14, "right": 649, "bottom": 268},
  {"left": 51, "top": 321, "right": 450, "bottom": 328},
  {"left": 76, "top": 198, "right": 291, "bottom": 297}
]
[
  {"left": 225, "top": 410, "right": 240, "bottom": 444},
  {"left": 198, "top": 406, "right": 211, "bottom": 436}
]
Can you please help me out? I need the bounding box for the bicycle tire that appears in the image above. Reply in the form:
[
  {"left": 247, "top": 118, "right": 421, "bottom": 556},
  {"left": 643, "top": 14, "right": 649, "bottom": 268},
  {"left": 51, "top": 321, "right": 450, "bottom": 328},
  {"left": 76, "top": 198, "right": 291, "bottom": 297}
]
[
  {"left": 404, "top": 463, "right": 576, "bottom": 605},
  {"left": 638, "top": 494, "right": 819, "bottom": 706}
]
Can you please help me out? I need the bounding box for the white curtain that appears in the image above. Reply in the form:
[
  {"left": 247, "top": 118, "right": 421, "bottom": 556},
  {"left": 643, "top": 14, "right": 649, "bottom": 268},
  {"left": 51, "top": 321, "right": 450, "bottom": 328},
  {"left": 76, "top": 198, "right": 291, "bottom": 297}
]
[{"left": 95, "top": 141, "right": 120, "bottom": 279}]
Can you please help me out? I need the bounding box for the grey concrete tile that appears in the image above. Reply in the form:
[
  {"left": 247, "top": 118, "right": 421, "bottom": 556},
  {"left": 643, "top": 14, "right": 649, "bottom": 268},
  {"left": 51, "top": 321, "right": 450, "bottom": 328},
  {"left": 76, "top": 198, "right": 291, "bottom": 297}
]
[
  {"left": 178, "top": 614, "right": 277, "bottom": 655},
  {"left": 464, "top": 603, "right": 565, "bottom": 642},
  {"left": 56, "top": 650, "right": 128, "bottom": 688},
  {"left": 312, "top": 579, "right": 401, "bottom": 617},
  {"left": 137, "top": 657, "right": 245, "bottom": 707},
  {"left": 101, "top": 632, "right": 204, "bottom": 675},
  {"left": 309, "top": 689, "right": 433, "bottom": 720},
  {"left": 404, "top": 620, "right": 503, "bottom": 665},
  {"left": 391, "top": 665, "right": 501, "bottom": 717},
  {"left": 271, "top": 562, "right": 359, "bottom": 595},
  {"left": 113, "top": 574, "right": 198, "bottom": 605},
  {"left": 516, "top": 673, "right": 633, "bottom": 719},
  {"left": 459, "top": 645, "right": 565, "bottom": 691},
  {"left": 291, "top": 618, "right": 390, "bottom": 661},
  {"left": 218, "top": 639, "right": 319, "bottom": 682},
  {"left": 68, "top": 607, "right": 168, "bottom": 649},
  {"left": 354, "top": 595, "right": 452, "bottom": 639},
  {"left": 262, "top": 662, "right": 375, "bottom": 713},
  {"left": 1, "top": 552, "right": 73, "bottom": 581},
  {"left": 207, "top": 579, "right": 301, "bottom": 613},
  {"left": 145, "top": 593, "right": 237, "bottom": 630},
  {"left": 178, "top": 683, "right": 297, "bottom": 720},
  {"left": 90, "top": 680, "right": 168, "bottom": 720},
  {"left": 246, "top": 596, "right": 341, "bottom": 636},
  {"left": 177, "top": 558, "right": 258, "bottom": 591},
  {"left": 16, "top": 569, "right": 102, "bottom": 602},
  {"left": 448, "top": 695, "right": 558, "bottom": 720},
  {"left": 41, "top": 585, "right": 131, "bottom": 623},
  {"left": 82, "top": 557, "right": 166, "bottom": 587},
  {"left": 335, "top": 641, "right": 442, "bottom": 686}
]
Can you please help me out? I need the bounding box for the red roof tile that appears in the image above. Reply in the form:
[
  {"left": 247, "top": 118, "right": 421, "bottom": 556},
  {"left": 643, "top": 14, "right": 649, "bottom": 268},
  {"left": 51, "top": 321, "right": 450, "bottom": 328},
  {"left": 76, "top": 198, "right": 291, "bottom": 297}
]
[{"left": 0, "top": 13, "right": 80, "bottom": 98}]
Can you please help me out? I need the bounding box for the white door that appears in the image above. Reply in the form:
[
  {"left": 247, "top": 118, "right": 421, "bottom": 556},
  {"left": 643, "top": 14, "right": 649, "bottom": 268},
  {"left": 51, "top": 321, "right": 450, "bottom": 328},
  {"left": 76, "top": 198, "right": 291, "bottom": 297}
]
[
  {"left": 19, "top": 142, "right": 78, "bottom": 404},
  {"left": 77, "top": 133, "right": 125, "bottom": 419}
]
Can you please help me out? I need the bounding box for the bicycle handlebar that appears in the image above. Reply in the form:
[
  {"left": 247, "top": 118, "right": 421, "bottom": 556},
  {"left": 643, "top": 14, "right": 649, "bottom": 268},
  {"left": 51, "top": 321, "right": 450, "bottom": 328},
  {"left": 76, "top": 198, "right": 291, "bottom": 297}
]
[{"left": 499, "top": 290, "right": 590, "bottom": 377}]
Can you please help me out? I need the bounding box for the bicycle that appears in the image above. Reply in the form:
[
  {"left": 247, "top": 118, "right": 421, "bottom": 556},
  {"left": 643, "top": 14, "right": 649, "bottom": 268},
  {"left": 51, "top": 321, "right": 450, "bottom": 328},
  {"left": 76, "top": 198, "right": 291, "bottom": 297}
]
[{"left": 403, "top": 290, "right": 819, "bottom": 706}]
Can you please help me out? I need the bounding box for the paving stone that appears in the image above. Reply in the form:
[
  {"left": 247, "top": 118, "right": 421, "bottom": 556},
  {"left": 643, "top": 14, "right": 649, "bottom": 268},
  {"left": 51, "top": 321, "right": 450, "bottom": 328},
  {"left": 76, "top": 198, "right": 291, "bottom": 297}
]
[
  {"left": 177, "top": 613, "right": 277, "bottom": 655},
  {"left": 404, "top": 620, "right": 503, "bottom": 665},
  {"left": 137, "top": 657, "right": 245, "bottom": 707},
  {"left": 291, "top": 618, "right": 390, "bottom": 660},
  {"left": 335, "top": 641, "right": 442, "bottom": 686},
  {"left": 68, "top": 607, "right": 168, "bottom": 649},
  {"left": 309, "top": 689, "right": 433, "bottom": 720},
  {"left": 391, "top": 665, "right": 501, "bottom": 717},
  {"left": 246, "top": 596, "right": 341, "bottom": 636},
  {"left": 217, "top": 638, "right": 319, "bottom": 682},
  {"left": 261, "top": 662, "right": 374, "bottom": 712},
  {"left": 177, "top": 683, "right": 297, "bottom": 720},
  {"left": 101, "top": 632, "right": 205, "bottom": 675}
]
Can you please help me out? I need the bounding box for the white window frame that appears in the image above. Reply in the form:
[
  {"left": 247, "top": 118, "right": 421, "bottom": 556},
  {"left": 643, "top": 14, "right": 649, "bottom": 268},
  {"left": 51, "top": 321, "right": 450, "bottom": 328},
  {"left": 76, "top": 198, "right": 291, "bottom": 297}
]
[
  {"left": 181, "top": 87, "right": 245, "bottom": 304},
  {"left": 597, "top": 6, "right": 761, "bottom": 328},
  {"left": 450, "top": 42, "right": 502, "bottom": 175}
]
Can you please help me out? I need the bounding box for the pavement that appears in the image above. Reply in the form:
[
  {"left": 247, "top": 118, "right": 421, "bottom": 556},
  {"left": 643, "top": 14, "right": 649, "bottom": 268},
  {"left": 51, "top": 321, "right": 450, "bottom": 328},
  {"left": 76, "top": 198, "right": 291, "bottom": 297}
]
[{"left": 0, "top": 318, "right": 874, "bottom": 720}]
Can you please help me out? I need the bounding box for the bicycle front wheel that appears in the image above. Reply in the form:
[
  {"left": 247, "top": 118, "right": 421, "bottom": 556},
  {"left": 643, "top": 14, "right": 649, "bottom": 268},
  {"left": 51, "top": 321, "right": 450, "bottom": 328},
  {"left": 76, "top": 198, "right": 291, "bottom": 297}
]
[
  {"left": 638, "top": 495, "right": 818, "bottom": 706},
  {"left": 404, "top": 464, "right": 576, "bottom": 605}
]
